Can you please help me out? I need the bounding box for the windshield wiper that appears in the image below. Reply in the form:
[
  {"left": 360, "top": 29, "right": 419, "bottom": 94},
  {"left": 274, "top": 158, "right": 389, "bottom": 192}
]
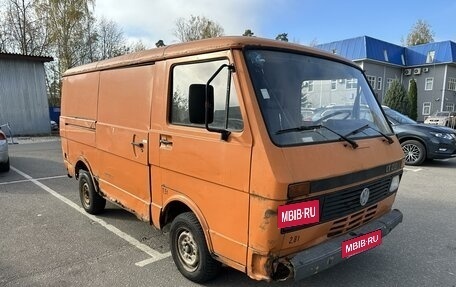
[
  {"left": 276, "top": 124, "right": 359, "bottom": 149},
  {"left": 276, "top": 124, "right": 321, "bottom": 134},
  {"left": 344, "top": 124, "right": 394, "bottom": 144}
]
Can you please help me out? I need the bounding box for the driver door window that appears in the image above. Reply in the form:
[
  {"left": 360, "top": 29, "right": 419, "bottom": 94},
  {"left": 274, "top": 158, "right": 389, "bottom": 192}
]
[{"left": 170, "top": 60, "right": 243, "bottom": 131}]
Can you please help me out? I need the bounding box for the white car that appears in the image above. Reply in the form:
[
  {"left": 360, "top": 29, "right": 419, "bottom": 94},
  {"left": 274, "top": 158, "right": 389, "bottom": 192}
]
[
  {"left": 424, "top": 111, "right": 456, "bottom": 128},
  {"left": 0, "top": 129, "right": 9, "bottom": 172}
]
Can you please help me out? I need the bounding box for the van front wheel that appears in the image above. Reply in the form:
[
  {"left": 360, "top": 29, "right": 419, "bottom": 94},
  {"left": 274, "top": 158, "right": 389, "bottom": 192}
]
[
  {"left": 170, "top": 212, "right": 221, "bottom": 283},
  {"left": 79, "top": 170, "right": 106, "bottom": 214}
]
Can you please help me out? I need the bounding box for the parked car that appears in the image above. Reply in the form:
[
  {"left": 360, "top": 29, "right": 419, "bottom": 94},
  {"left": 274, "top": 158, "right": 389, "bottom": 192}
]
[
  {"left": 0, "top": 129, "right": 10, "bottom": 172},
  {"left": 50, "top": 120, "right": 59, "bottom": 131},
  {"left": 383, "top": 107, "right": 456, "bottom": 165},
  {"left": 301, "top": 107, "right": 316, "bottom": 121},
  {"left": 424, "top": 111, "right": 456, "bottom": 128},
  {"left": 311, "top": 105, "right": 375, "bottom": 122}
]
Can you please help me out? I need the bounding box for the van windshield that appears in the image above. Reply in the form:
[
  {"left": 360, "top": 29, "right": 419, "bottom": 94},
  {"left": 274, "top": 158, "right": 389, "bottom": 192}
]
[{"left": 245, "top": 49, "right": 392, "bottom": 147}]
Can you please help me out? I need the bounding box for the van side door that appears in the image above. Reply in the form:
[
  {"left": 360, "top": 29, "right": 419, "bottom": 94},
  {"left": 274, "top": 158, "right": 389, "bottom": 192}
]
[
  {"left": 156, "top": 52, "right": 252, "bottom": 267},
  {"left": 96, "top": 65, "right": 153, "bottom": 221}
]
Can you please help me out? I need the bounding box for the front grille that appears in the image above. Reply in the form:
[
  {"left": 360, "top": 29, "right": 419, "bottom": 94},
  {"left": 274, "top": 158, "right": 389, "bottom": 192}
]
[
  {"left": 327, "top": 204, "right": 378, "bottom": 237},
  {"left": 321, "top": 177, "right": 392, "bottom": 221},
  {"left": 281, "top": 174, "right": 398, "bottom": 234}
]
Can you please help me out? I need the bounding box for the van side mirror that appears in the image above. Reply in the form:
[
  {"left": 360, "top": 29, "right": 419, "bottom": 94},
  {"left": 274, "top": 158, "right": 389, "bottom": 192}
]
[{"left": 189, "top": 84, "right": 214, "bottom": 124}]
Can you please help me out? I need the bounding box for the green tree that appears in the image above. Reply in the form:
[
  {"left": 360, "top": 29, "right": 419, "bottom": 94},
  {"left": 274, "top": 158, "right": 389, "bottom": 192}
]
[
  {"left": 301, "top": 93, "right": 310, "bottom": 108},
  {"left": 37, "top": 0, "right": 95, "bottom": 106},
  {"left": 242, "top": 29, "right": 254, "bottom": 37},
  {"left": 275, "top": 33, "right": 288, "bottom": 42},
  {"left": 383, "top": 79, "right": 410, "bottom": 115},
  {"left": 40, "top": 0, "right": 96, "bottom": 71},
  {"left": 174, "top": 15, "right": 224, "bottom": 42},
  {"left": 172, "top": 89, "right": 188, "bottom": 123},
  {"left": 129, "top": 40, "right": 146, "bottom": 52},
  {"left": 0, "top": 18, "right": 7, "bottom": 51},
  {"left": 405, "top": 19, "right": 434, "bottom": 46},
  {"left": 408, "top": 78, "right": 418, "bottom": 120},
  {"left": 95, "top": 17, "right": 128, "bottom": 60},
  {"left": 2, "top": 0, "right": 51, "bottom": 55}
]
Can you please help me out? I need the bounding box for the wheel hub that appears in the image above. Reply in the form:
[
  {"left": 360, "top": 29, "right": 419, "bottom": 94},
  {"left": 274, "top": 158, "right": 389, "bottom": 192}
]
[
  {"left": 82, "top": 182, "right": 90, "bottom": 206},
  {"left": 403, "top": 144, "right": 420, "bottom": 163},
  {"left": 177, "top": 230, "right": 199, "bottom": 272}
]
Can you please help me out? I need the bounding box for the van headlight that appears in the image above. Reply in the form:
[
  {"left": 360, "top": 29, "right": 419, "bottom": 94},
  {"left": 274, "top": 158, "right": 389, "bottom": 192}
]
[{"left": 389, "top": 175, "right": 400, "bottom": 192}]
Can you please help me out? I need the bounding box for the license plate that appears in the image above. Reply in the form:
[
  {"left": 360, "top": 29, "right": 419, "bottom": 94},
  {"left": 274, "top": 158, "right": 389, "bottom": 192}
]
[
  {"left": 341, "top": 229, "right": 382, "bottom": 258},
  {"left": 277, "top": 200, "right": 319, "bottom": 229}
]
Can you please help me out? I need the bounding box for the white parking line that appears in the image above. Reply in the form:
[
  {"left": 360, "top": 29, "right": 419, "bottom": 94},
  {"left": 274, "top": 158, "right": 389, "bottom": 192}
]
[
  {"left": 0, "top": 175, "right": 68, "bottom": 185},
  {"left": 10, "top": 166, "right": 171, "bottom": 266},
  {"left": 404, "top": 167, "right": 422, "bottom": 172}
]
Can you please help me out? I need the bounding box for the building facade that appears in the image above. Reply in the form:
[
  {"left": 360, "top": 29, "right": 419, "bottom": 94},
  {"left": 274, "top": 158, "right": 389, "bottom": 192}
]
[
  {"left": 0, "top": 53, "right": 53, "bottom": 135},
  {"left": 317, "top": 36, "right": 456, "bottom": 122}
]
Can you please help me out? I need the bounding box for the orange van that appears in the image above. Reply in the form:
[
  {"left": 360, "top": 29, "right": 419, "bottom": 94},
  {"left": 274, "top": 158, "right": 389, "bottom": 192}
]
[{"left": 60, "top": 37, "right": 404, "bottom": 283}]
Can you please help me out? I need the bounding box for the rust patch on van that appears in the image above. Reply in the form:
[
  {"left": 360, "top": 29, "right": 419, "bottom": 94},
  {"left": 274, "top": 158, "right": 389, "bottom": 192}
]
[
  {"left": 264, "top": 209, "right": 277, "bottom": 219},
  {"left": 260, "top": 217, "right": 272, "bottom": 231},
  {"left": 260, "top": 210, "right": 277, "bottom": 231}
]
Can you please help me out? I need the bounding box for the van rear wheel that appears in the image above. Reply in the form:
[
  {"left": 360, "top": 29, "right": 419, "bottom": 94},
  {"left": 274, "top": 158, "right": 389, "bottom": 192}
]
[
  {"left": 79, "top": 170, "right": 106, "bottom": 214},
  {"left": 170, "top": 212, "right": 221, "bottom": 283}
]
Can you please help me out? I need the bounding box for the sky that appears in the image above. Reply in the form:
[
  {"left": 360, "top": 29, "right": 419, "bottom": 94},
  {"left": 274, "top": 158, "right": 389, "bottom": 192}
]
[{"left": 94, "top": 0, "right": 456, "bottom": 48}]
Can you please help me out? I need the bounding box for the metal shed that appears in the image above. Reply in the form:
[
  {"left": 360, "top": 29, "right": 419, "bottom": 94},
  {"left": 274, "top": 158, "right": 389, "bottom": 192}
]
[{"left": 0, "top": 53, "right": 53, "bottom": 136}]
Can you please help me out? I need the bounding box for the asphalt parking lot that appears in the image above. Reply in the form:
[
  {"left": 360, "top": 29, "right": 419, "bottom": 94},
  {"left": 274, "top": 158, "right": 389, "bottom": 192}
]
[{"left": 1, "top": 139, "right": 455, "bottom": 287}]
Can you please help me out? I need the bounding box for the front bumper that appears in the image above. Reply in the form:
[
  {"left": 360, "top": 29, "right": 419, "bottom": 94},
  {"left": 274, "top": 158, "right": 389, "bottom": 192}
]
[
  {"left": 290, "top": 209, "right": 403, "bottom": 281},
  {"left": 427, "top": 139, "right": 456, "bottom": 159}
]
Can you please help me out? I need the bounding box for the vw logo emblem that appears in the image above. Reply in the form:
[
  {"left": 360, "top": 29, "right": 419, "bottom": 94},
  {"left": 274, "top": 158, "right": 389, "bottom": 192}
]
[{"left": 360, "top": 188, "right": 370, "bottom": 206}]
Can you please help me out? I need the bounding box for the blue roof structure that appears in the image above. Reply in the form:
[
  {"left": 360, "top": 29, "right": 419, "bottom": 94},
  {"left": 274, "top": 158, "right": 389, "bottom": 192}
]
[
  {"left": 316, "top": 36, "right": 456, "bottom": 67},
  {"left": 406, "top": 41, "right": 456, "bottom": 66},
  {"left": 316, "top": 36, "right": 367, "bottom": 61}
]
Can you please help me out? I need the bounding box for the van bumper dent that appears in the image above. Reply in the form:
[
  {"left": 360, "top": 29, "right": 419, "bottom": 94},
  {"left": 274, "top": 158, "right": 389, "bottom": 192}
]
[{"left": 289, "top": 209, "right": 403, "bottom": 281}]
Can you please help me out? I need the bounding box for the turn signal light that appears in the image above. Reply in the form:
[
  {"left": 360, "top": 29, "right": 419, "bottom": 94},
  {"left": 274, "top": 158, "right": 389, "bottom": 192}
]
[{"left": 288, "top": 182, "right": 310, "bottom": 199}]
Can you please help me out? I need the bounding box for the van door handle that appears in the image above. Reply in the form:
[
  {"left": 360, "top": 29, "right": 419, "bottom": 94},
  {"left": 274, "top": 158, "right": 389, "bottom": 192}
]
[
  {"left": 159, "top": 139, "right": 172, "bottom": 145},
  {"left": 131, "top": 141, "right": 144, "bottom": 148}
]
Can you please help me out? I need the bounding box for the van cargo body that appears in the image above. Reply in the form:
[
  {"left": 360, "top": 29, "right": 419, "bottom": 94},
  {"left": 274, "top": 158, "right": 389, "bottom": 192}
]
[{"left": 60, "top": 37, "right": 404, "bottom": 283}]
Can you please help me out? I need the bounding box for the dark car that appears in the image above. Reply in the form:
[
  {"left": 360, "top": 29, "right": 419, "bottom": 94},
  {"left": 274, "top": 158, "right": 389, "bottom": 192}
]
[
  {"left": 51, "top": 120, "right": 59, "bottom": 131},
  {"left": 383, "top": 107, "right": 456, "bottom": 165}
]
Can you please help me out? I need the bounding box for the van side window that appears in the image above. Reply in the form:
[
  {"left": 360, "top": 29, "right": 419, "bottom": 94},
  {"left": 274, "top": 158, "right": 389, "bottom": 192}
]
[{"left": 171, "top": 59, "right": 244, "bottom": 131}]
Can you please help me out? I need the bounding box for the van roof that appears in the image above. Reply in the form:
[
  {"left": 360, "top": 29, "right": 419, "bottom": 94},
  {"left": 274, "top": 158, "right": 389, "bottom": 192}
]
[{"left": 63, "top": 36, "right": 355, "bottom": 76}]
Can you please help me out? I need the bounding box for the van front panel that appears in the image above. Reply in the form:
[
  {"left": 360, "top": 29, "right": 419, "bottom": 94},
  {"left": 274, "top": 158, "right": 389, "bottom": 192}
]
[{"left": 242, "top": 48, "right": 404, "bottom": 280}]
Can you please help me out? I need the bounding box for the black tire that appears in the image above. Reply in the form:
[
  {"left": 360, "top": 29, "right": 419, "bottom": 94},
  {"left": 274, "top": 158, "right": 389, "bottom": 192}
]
[
  {"left": 170, "top": 212, "right": 221, "bottom": 283},
  {"left": 401, "top": 140, "right": 426, "bottom": 166},
  {"left": 0, "top": 158, "right": 10, "bottom": 172},
  {"left": 79, "top": 170, "right": 106, "bottom": 214}
]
